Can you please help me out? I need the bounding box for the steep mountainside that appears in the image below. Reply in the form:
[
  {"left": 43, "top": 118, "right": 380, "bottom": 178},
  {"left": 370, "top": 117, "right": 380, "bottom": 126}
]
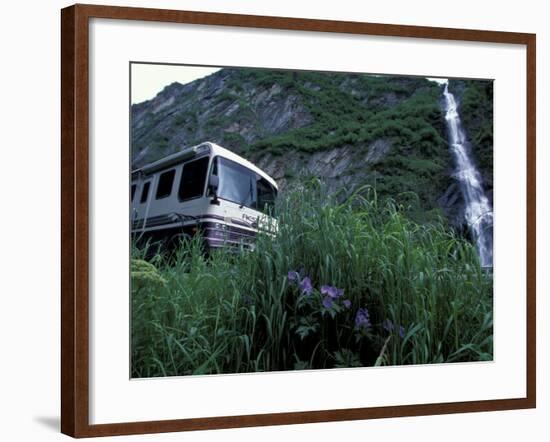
[{"left": 131, "top": 68, "right": 493, "bottom": 225}]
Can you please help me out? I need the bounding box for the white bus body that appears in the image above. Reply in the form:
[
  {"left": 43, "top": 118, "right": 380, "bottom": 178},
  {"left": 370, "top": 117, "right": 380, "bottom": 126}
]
[{"left": 131, "top": 142, "right": 278, "bottom": 251}]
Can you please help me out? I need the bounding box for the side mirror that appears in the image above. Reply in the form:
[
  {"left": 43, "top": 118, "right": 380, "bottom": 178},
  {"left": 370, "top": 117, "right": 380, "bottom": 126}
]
[
  {"left": 208, "top": 175, "right": 220, "bottom": 205},
  {"left": 209, "top": 174, "right": 219, "bottom": 191}
]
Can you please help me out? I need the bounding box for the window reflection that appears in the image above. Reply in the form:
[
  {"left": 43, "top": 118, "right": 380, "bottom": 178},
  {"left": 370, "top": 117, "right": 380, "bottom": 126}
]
[{"left": 212, "top": 157, "right": 277, "bottom": 213}]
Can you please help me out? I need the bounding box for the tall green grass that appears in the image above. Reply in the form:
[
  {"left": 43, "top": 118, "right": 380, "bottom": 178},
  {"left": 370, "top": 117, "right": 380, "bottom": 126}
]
[{"left": 131, "top": 181, "right": 492, "bottom": 378}]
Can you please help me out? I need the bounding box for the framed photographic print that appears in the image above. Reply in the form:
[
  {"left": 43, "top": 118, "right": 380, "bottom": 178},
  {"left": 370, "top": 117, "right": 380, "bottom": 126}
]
[{"left": 61, "top": 3, "right": 536, "bottom": 438}]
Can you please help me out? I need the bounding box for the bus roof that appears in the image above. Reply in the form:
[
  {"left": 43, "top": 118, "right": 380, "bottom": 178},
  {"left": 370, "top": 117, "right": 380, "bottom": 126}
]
[{"left": 132, "top": 142, "right": 278, "bottom": 190}]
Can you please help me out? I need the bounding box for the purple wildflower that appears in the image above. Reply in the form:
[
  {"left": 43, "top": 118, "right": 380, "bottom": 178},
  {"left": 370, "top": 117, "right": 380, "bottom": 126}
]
[
  {"left": 320, "top": 285, "right": 344, "bottom": 299},
  {"left": 299, "top": 276, "right": 313, "bottom": 295},
  {"left": 322, "top": 297, "right": 334, "bottom": 309},
  {"left": 399, "top": 325, "right": 406, "bottom": 339},
  {"left": 355, "top": 308, "right": 371, "bottom": 330},
  {"left": 343, "top": 299, "right": 352, "bottom": 309},
  {"left": 382, "top": 319, "right": 394, "bottom": 333},
  {"left": 288, "top": 270, "right": 300, "bottom": 282}
]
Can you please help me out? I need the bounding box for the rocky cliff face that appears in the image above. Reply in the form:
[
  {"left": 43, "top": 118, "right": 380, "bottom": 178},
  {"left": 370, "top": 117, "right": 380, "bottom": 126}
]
[
  {"left": 131, "top": 69, "right": 314, "bottom": 167},
  {"left": 132, "top": 68, "right": 493, "bottom": 226}
]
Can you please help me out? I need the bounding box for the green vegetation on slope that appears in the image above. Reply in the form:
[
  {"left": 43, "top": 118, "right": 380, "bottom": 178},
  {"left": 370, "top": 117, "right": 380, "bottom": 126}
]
[
  {"left": 131, "top": 182, "right": 493, "bottom": 377},
  {"left": 223, "top": 69, "right": 453, "bottom": 212},
  {"left": 240, "top": 71, "right": 446, "bottom": 155}
]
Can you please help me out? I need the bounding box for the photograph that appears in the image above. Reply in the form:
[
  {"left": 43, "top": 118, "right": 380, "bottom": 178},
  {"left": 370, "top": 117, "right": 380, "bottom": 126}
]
[{"left": 129, "top": 63, "right": 494, "bottom": 378}]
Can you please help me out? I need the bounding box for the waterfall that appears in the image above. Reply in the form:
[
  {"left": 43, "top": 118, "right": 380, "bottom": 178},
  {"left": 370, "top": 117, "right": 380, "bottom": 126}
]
[{"left": 442, "top": 81, "right": 493, "bottom": 268}]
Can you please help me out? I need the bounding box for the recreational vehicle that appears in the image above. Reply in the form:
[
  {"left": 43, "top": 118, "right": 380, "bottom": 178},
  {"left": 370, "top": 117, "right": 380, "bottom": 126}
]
[{"left": 131, "top": 142, "right": 278, "bottom": 251}]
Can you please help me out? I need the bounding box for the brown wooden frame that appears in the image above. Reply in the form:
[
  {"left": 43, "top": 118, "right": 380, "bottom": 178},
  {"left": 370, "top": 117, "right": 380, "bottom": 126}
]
[{"left": 61, "top": 3, "right": 536, "bottom": 438}]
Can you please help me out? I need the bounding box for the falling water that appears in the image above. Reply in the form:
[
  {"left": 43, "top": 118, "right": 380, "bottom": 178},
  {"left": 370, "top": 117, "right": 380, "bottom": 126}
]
[{"left": 442, "top": 81, "right": 493, "bottom": 267}]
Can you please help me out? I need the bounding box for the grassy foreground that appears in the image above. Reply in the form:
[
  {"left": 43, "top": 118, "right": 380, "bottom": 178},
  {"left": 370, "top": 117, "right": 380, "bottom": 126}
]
[{"left": 131, "top": 182, "right": 493, "bottom": 378}]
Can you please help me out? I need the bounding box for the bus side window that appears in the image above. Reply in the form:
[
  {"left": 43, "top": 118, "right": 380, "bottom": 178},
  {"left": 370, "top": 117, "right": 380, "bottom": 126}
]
[
  {"left": 131, "top": 184, "right": 137, "bottom": 201},
  {"left": 140, "top": 182, "right": 151, "bottom": 203},
  {"left": 178, "top": 157, "right": 210, "bottom": 201},
  {"left": 156, "top": 169, "right": 176, "bottom": 199}
]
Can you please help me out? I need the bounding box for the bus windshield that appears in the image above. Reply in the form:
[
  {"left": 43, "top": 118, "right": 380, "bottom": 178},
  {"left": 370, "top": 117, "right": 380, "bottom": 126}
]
[{"left": 212, "top": 157, "right": 277, "bottom": 214}]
